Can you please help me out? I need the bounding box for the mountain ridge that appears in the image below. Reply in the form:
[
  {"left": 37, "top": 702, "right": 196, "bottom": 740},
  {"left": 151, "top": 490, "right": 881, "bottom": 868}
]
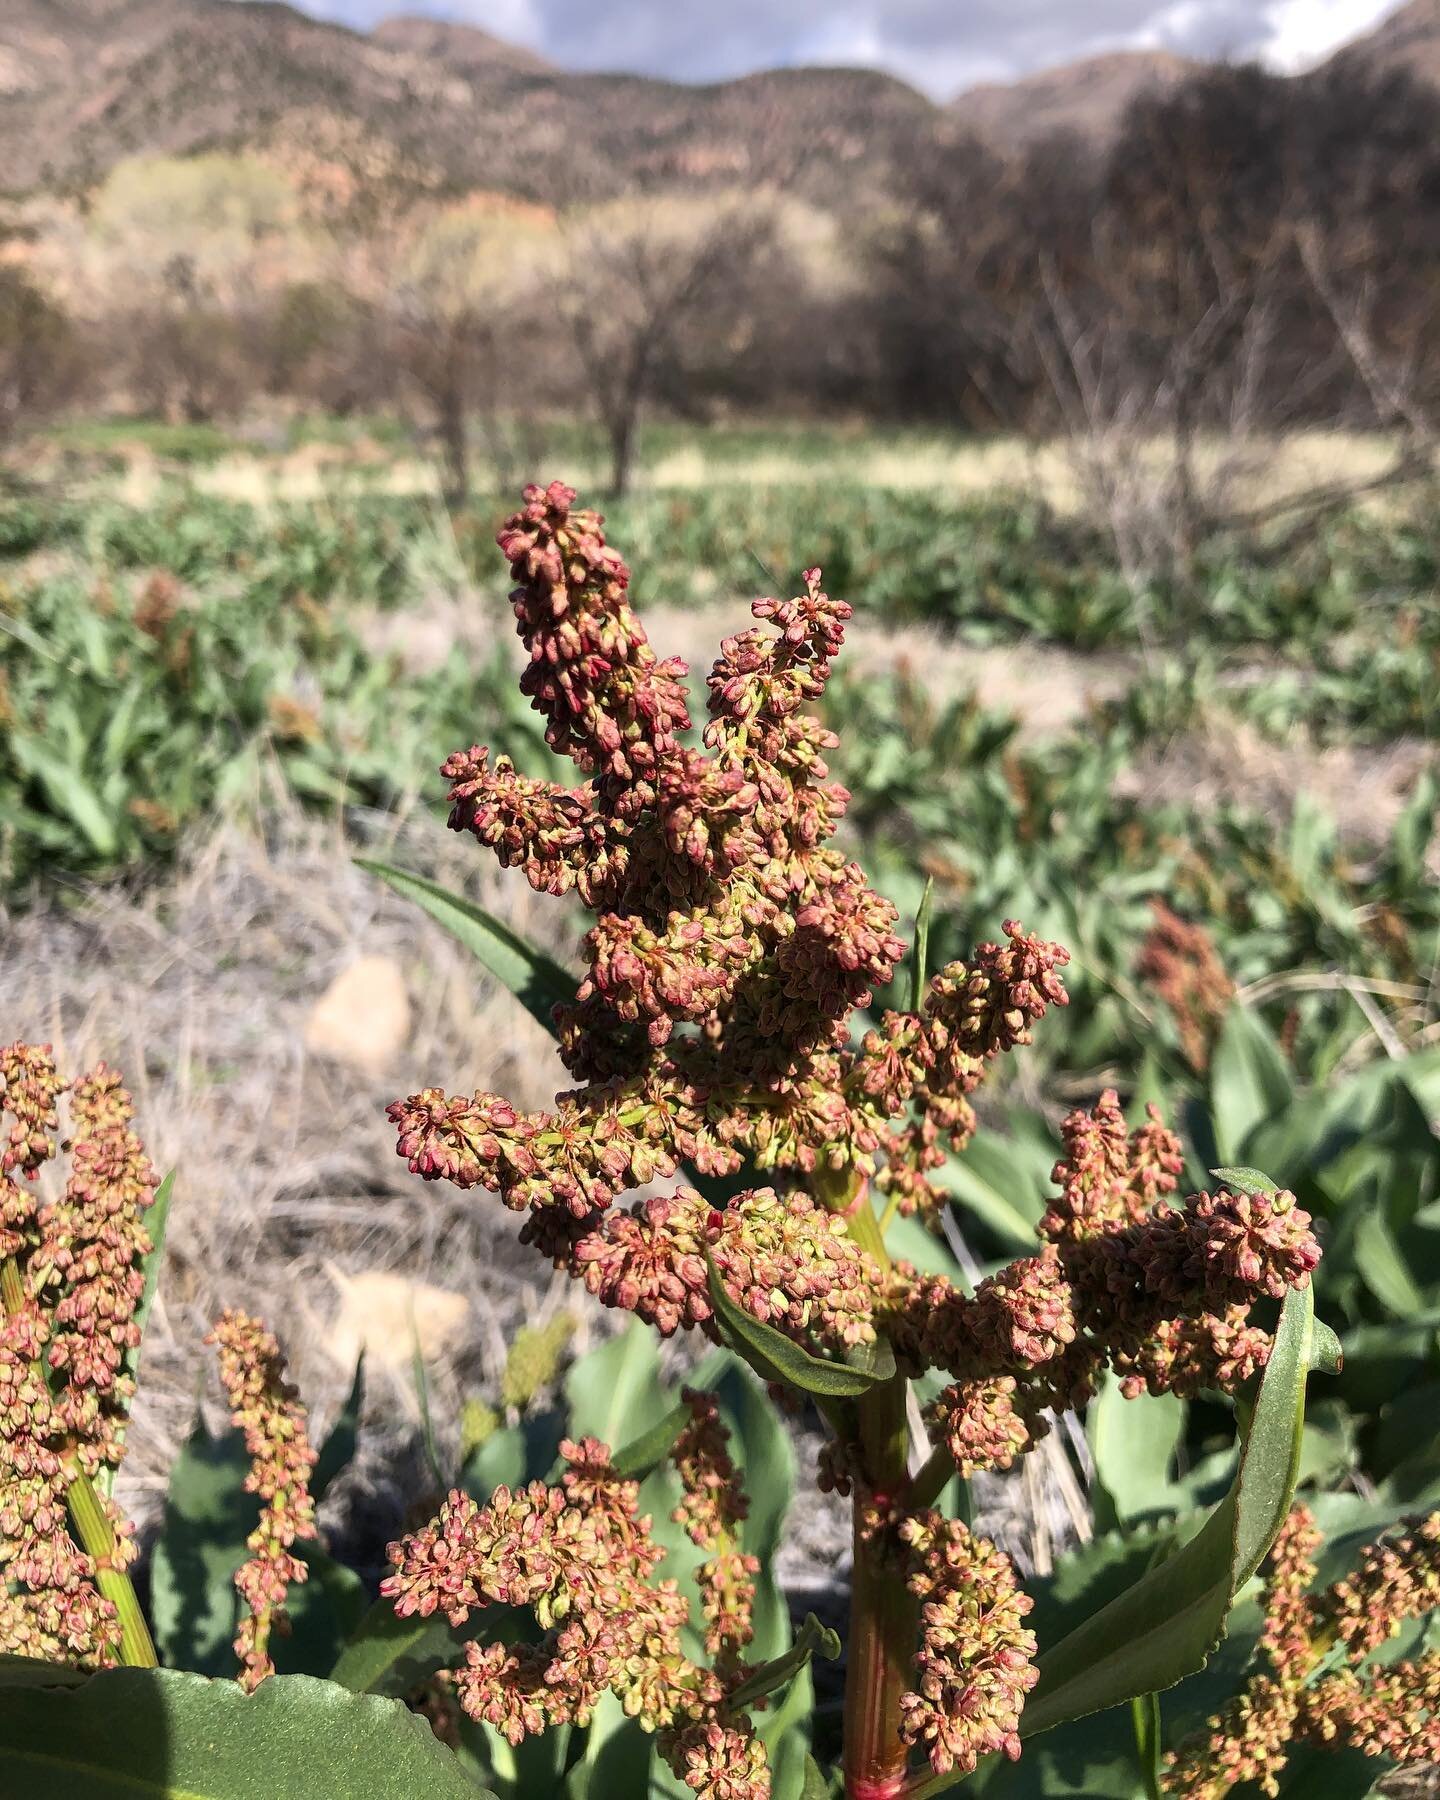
[{"left": 0, "top": 0, "right": 1428, "bottom": 199}]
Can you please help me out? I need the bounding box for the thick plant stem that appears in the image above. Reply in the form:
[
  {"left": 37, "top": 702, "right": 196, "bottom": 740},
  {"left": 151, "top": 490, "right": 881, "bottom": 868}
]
[
  {"left": 816, "top": 1179, "right": 919, "bottom": 1798},
  {"left": 845, "top": 1369, "right": 917, "bottom": 1799},
  {"left": 0, "top": 1259, "right": 158, "bottom": 1668}
]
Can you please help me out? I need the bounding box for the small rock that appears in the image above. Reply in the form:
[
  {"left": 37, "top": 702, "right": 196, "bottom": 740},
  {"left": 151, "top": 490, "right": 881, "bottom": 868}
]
[
  {"left": 304, "top": 955, "right": 410, "bottom": 1071},
  {"left": 326, "top": 1268, "right": 470, "bottom": 1375}
]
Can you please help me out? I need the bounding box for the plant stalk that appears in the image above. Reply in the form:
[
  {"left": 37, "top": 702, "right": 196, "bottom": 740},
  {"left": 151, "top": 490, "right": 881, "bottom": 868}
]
[
  {"left": 817, "top": 1177, "right": 919, "bottom": 1797},
  {"left": 1, "top": 1258, "right": 157, "bottom": 1668},
  {"left": 845, "top": 1368, "right": 918, "bottom": 1799}
]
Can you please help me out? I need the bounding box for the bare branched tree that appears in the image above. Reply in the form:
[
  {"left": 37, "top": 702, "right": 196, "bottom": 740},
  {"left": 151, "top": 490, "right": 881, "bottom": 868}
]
[{"left": 557, "top": 194, "right": 780, "bottom": 496}]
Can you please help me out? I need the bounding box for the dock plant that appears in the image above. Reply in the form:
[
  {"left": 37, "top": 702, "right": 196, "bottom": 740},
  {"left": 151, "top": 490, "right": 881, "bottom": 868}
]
[{"left": 2, "top": 486, "right": 1436, "bottom": 1798}]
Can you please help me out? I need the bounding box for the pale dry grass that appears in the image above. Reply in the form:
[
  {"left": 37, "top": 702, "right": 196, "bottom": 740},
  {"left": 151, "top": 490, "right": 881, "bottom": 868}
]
[
  {"left": 106, "top": 426, "right": 1411, "bottom": 515},
  {"left": 0, "top": 801, "right": 580, "bottom": 1537}
]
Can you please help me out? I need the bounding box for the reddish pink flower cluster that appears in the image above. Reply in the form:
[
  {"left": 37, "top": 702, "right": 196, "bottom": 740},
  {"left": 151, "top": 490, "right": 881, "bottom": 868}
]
[
  {"left": 0, "top": 1046, "right": 157, "bottom": 1665},
  {"left": 391, "top": 483, "right": 1071, "bottom": 1359},
  {"left": 897, "top": 1510, "right": 1038, "bottom": 1779},
  {"left": 1166, "top": 1504, "right": 1440, "bottom": 1785},
  {"left": 670, "top": 1388, "right": 760, "bottom": 1662},
  {"left": 206, "top": 1309, "right": 318, "bottom": 1691},
  {"left": 1165, "top": 1505, "right": 1440, "bottom": 1795},
  {"left": 386, "top": 488, "right": 1328, "bottom": 1785},
  {"left": 1137, "top": 899, "right": 1235, "bottom": 1074},
  {"left": 525, "top": 1182, "right": 877, "bottom": 1354},
  {"left": 887, "top": 1091, "right": 1318, "bottom": 1477},
  {"left": 382, "top": 1431, "right": 768, "bottom": 1797}
]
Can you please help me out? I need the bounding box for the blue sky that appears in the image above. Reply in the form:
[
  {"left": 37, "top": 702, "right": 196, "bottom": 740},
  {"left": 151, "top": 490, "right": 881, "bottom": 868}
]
[{"left": 281, "top": 0, "right": 1404, "bottom": 98}]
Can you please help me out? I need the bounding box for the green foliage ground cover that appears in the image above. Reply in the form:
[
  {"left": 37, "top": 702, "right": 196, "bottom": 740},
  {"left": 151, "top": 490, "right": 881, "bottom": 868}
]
[{"left": 1, "top": 451, "right": 1436, "bottom": 1795}]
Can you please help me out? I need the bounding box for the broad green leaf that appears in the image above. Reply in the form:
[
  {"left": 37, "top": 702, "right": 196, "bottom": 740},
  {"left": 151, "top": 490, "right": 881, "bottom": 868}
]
[
  {"left": 564, "top": 1321, "right": 669, "bottom": 1452},
  {"left": 129, "top": 1171, "right": 174, "bottom": 1382},
  {"left": 9, "top": 733, "right": 120, "bottom": 859},
  {"left": 312, "top": 1354, "right": 365, "bottom": 1504},
  {"left": 1210, "top": 1006, "right": 1294, "bottom": 1164},
  {"left": 460, "top": 1412, "right": 564, "bottom": 1501},
  {"left": 1087, "top": 1378, "right": 1184, "bottom": 1532},
  {"left": 1311, "top": 1320, "right": 1343, "bottom": 1376},
  {"left": 1019, "top": 1280, "right": 1320, "bottom": 1738},
  {"left": 358, "top": 859, "right": 574, "bottom": 1036},
  {"left": 706, "top": 1253, "right": 895, "bottom": 1398},
  {"left": 0, "top": 1656, "right": 87, "bottom": 1690},
  {"left": 150, "top": 1425, "right": 254, "bottom": 1676},
  {"left": 0, "top": 1667, "right": 488, "bottom": 1798},
  {"left": 1353, "top": 1209, "right": 1426, "bottom": 1317},
  {"left": 727, "top": 1613, "right": 841, "bottom": 1709},
  {"left": 610, "top": 1399, "right": 692, "bottom": 1480},
  {"left": 1209, "top": 1165, "right": 1280, "bottom": 1196},
  {"left": 798, "top": 1754, "right": 835, "bottom": 1799},
  {"left": 562, "top": 1691, "right": 652, "bottom": 1799},
  {"left": 152, "top": 1423, "right": 364, "bottom": 1680},
  {"left": 330, "top": 1597, "right": 527, "bottom": 1697},
  {"left": 932, "top": 1138, "right": 1042, "bottom": 1251}
]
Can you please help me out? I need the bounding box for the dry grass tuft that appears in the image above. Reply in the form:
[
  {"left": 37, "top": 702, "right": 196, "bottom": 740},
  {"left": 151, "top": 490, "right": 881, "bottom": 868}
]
[{"left": 0, "top": 801, "right": 575, "bottom": 1537}]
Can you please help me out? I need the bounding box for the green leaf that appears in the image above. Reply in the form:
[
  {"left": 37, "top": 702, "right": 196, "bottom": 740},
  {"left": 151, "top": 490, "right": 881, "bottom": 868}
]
[
  {"left": 358, "top": 860, "right": 573, "bottom": 1038},
  {"left": 799, "top": 1753, "right": 836, "bottom": 1799},
  {"left": 1209, "top": 1165, "right": 1279, "bottom": 1196},
  {"left": 1020, "top": 1280, "right": 1321, "bottom": 1738},
  {"left": 1087, "top": 1379, "right": 1185, "bottom": 1532},
  {"left": 564, "top": 1320, "right": 670, "bottom": 1452},
  {"left": 1210, "top": 1007, "right": 1294, "bottom": 1164},
  {"left": 726, "top": 1613, "right": 841, "bottom": 1709},
  {"left": 0, "top": 1667, "right": 489, "bottom": 1798},
  {"left": 1311, "top": 1319, "right": 1343, "bottom": 1377},
  {"left": 460, "top": 1413, "right": 564, "bottom": 1502},
  {"left": 1353, "top": 1209, "right": 1426, "bottom": 1318},
  {"left": 150, "top": 1425, "right": 253, "bottom": 1676},
  {"left": 313, "top": 1354, "right": 365, "bottom": 1504},
  {"left": 411, "top": 1332, "right": 444, "bottom": 1493},
  {"left": 1130, "top": 1692, "right": 1162, "bottom": 1800},
  {"left": 9, "top": 733, "right": 120, "bottom": 859},
  {"left": 705, "top": 1252, "right": 895, "bottom": 1398},
  {"left": 330, "top": 1597, "right": 527, "bottom": 1698},
  {"left": 562, "top": 1691, "right": 652, "bottom": 1799},
  {"left": 130, "top": 1171, "right": 174, "bottom": 1381},
  {"left": 0, "top": 1656, "right": 88, "bottom": 1690},
  {"left": 610, "top": 1399, "right": 693, "bottom": 1480},
  {"left": 932, "top": 1139, "right": 1042, "bottom": 1251},
  {"left": 909, "top": 875, "right": 935, "bottom": 1015}
]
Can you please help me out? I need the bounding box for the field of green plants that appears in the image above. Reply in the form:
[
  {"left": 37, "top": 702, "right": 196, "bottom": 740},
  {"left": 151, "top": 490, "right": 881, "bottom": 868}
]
[{"left": 1, "top": 430, "right": 1438, "bottom": 1795}]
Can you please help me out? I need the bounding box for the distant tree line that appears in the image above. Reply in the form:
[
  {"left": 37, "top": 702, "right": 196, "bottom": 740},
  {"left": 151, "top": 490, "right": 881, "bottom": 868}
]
[{"left": 3, "top": 56, "right": 1439, "bottom": 522}]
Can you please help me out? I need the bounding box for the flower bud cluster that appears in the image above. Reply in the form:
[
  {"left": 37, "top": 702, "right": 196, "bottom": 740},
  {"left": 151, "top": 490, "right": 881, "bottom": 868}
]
[
  {"left": 395, "top": 485, "right": 1074, "bottom": 1386},
  {"left": 897, "top": 1511, "right": 1038, "bottom": 1778},
  {"left": 0, "top": 1048, "right": 159, "bottom": 1665},
  {"left": 886, "top": 1091, "right": 1318, "bottom": 1477},
  {"left": 381, "top": 1435, "right": 767, "bottom": 1793},
  {"left": 206, "top": 1309, "right": 318, "bottom": 1690},
  {"left": 1137, "top": 900, "right": 1235, "bottom": 1073},
  {"left": 1165, "top": 1505, "right": 1440, "bottom": 1794},
  {"left": 670, "top": 1389, "right": 759, "bottom": 1660},
  {"left": 532, "top": 1183, "right": 877, "bottom": 1357},
  {"left": 873, "top": 926, "right": 1073, "bottom": 1221}
]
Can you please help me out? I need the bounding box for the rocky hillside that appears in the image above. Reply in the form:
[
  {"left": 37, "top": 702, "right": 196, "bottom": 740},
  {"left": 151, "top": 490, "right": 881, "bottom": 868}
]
[
  {"left": 0, "top": 0, "right": 1431, "bottom": 200},
  {"left": 950, "top": 49, "right": 1196, "bottom": 150},
  {"left": 0, "top": 0, "right": 944, "bottom": 203}
]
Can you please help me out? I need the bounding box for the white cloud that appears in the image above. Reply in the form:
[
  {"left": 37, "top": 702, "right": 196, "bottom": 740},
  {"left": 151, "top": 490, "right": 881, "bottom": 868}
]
[
  {"left": 1258, "top": 0, "right": 1399, "bottom": 71},
  {"left": 254, "top": 0, "right": 1411, "bottom": 96}
]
